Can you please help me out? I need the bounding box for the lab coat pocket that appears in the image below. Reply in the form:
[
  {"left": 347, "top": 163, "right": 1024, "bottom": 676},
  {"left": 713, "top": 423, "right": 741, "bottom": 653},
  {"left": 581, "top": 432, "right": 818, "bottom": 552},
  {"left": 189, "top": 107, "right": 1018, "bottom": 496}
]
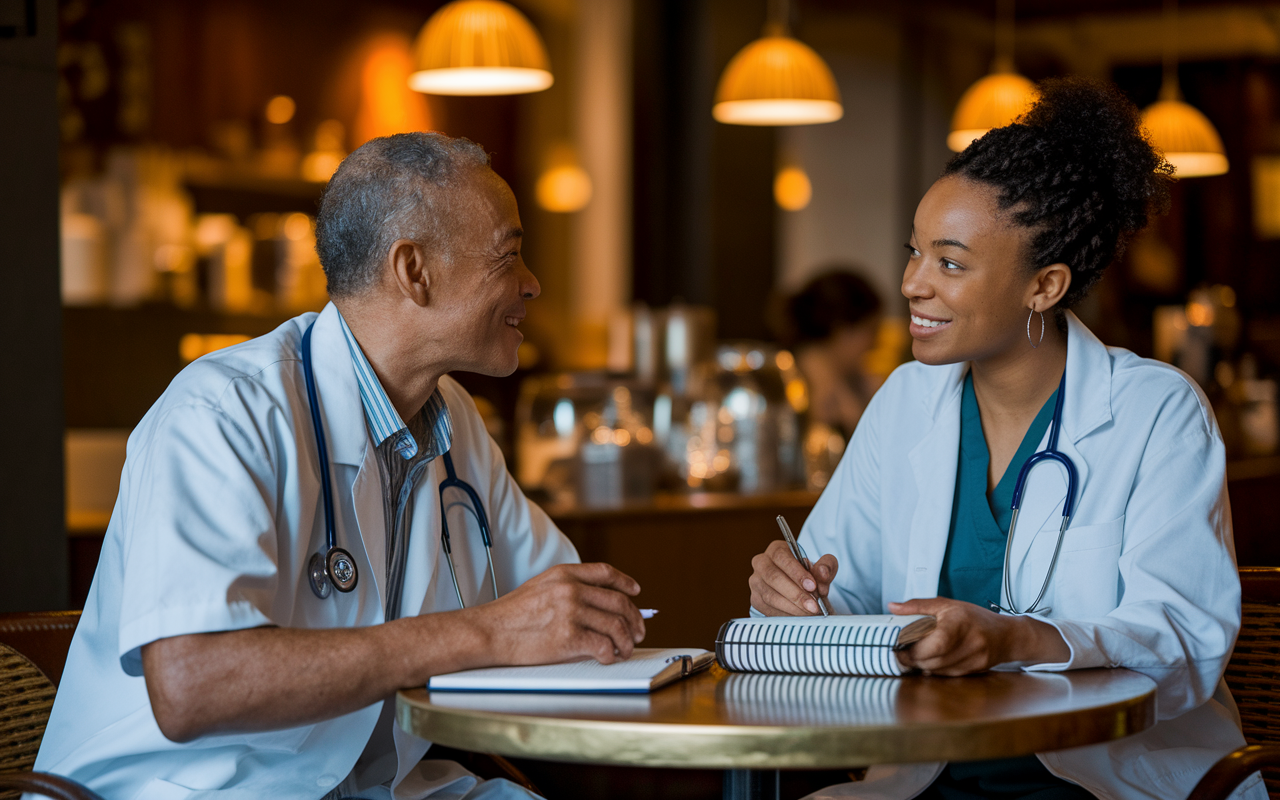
[{"left": 1049, "top": 516, "right": 1124, "bottom": 618}]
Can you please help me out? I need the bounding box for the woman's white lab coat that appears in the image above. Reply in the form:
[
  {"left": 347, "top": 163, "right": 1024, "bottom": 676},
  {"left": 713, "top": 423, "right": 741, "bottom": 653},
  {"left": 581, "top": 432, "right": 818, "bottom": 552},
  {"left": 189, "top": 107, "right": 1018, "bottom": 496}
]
[
  {"left": 799, "top": 312, "right": 1263, "bottom": 800},
  {"left": 32, "top": 304, "right": 578, "bottom": 800}
]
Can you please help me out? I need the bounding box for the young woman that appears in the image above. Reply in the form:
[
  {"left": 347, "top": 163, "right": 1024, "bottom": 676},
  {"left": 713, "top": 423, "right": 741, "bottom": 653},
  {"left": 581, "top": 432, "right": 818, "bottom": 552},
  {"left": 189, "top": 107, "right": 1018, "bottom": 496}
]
[{"left": 748, "top": 78, "right": 1260, "bottom": 800}]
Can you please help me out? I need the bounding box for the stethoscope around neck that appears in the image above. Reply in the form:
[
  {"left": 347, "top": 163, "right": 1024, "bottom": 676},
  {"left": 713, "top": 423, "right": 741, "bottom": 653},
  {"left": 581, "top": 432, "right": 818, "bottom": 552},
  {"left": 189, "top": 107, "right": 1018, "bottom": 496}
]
[
  {"left": 300, "top": 321, "right": 499, "bottom": 606},
  {"left": 989, "top": 368, "right": 1079, "bottom": 616}
]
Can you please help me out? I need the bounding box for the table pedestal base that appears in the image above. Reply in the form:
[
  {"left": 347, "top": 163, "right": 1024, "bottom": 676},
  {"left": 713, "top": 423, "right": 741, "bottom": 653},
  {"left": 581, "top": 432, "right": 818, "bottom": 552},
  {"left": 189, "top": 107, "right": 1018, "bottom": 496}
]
[{"left": 723, "top": 769, "right": 780, "bottom": 800}]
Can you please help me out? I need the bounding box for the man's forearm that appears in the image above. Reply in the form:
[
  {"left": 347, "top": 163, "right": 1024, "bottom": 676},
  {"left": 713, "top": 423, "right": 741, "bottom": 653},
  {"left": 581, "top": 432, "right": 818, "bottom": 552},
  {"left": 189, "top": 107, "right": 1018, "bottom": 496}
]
[{"left": 141, "top": 609, "right": 489, "bottom": 742}]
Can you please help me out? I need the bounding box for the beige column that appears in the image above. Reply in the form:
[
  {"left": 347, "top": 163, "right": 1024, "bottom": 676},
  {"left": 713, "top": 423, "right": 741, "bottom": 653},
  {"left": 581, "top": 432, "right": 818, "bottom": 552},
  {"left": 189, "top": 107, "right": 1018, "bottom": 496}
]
[{"left": 569, "top": 0, "right": 632, "bottom": 369}]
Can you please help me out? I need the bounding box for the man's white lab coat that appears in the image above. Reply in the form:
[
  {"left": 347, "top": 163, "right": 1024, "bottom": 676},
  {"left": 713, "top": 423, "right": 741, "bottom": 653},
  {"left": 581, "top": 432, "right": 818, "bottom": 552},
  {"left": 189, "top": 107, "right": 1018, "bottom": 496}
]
[
  {"left": 33, "top": 304, "right": 578, "bottom": 800},
  {"left": 799, "top": 312, "right": 1263, "bottom": 800}
]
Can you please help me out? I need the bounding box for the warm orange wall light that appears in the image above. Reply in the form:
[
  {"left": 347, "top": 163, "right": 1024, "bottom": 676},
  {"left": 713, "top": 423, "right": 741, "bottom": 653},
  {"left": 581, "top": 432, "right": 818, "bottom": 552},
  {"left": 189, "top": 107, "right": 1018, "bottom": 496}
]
[{"left": 355, "top": 34, "right": 433, "bottom": 147}]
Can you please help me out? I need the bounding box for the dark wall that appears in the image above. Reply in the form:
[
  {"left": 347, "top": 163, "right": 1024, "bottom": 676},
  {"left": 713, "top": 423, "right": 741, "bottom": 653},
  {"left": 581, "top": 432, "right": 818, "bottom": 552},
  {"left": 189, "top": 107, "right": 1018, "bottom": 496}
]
[
  {"left": 632, "top": 0, "right": 777, "bottom": 340},
  {"left": 0, "top": 0, "right": 68, "bottom": 610}
]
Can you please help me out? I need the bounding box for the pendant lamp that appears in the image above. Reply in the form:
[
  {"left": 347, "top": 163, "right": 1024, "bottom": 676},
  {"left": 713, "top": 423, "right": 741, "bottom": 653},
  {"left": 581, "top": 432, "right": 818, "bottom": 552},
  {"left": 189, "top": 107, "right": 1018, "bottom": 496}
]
[
  {"left": 713, "top": 0, "right": 842, "bottom": 126},
  {"left": 1140, "top": 0, "right": 1227, "bottom": 178},
  {"left": 409, "top": 0, "right": 553, "bottom": 96},
  {"left": 947, "top": 0, "right": 1037, "bottom": 152}
]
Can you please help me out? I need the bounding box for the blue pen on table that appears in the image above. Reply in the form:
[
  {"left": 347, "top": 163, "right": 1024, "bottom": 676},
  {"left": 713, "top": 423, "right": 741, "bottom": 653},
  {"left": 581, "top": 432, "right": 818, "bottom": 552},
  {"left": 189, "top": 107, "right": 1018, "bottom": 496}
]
[{"left": 775, "top": 515, "right": 830, "bottom": 617}]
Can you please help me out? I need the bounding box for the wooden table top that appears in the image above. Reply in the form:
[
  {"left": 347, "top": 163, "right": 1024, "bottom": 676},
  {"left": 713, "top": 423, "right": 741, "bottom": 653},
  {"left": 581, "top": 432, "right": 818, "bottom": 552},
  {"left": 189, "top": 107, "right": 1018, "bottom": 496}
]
[{"left": 396, "top": 665, "right": 1157, "bottom": 770}]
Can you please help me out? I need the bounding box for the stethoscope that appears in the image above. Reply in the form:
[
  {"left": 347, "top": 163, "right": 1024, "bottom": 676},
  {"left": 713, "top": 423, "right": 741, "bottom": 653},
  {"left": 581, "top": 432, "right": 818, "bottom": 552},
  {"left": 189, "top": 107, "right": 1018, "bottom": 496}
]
[
  {"left": 991, "top": 369, "right": 1079, "bottom": 616},
  {"left": 301, "top": 321, "right": 499, "bottom": 606}
]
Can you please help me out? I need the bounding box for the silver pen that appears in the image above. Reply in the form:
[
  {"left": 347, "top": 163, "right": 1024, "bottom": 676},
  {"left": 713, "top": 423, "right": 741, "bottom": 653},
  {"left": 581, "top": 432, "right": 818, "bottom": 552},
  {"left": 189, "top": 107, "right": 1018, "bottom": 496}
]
[{"left": 775, "top": 515, "right": 830, "bottom": 617}]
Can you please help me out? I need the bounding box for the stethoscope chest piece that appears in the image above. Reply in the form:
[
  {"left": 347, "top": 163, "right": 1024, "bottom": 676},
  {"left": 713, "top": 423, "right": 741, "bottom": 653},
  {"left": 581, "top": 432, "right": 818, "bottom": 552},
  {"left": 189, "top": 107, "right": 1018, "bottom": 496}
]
[
  {"left": 327, "top": 547, "right": 358, "bottom": 592},
  {"left": 309, "top": 552, "right": 332, "bottom": 599}
]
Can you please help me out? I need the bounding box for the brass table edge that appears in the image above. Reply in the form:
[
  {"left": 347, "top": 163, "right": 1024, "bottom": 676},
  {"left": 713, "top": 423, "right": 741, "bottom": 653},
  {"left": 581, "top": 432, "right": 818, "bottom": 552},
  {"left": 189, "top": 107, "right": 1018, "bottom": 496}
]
[{"left": 395, "top": 674, "right": 1157, "bottom": 769}]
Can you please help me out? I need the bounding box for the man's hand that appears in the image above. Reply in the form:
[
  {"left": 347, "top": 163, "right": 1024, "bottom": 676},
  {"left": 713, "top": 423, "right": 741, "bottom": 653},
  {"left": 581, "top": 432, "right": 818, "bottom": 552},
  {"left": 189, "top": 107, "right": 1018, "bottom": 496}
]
[
  {"left": 478, "top": 562, "right": 645, "bottom": 665},
  {"left": 749, "top": 540, "right": 839, "bottom": 616},
  {"left": 142, "top": 561, "right": 646, "bottom": 743},
  {"left": 890, "top": 597, "right": 1070, "bottom": 676}
]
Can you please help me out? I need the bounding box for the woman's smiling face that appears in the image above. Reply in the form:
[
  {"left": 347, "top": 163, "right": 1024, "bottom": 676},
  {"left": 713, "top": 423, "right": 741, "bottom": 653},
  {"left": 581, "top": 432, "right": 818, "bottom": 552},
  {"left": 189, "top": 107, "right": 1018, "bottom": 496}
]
[{"left": 902, "top": 176, "right": 1050, "bottom": 367}]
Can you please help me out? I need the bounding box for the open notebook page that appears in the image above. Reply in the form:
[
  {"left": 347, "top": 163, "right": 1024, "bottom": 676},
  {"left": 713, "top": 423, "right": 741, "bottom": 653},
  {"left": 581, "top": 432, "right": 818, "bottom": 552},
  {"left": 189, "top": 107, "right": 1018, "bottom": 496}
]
[{"left": 428, "top": 648, "right": 713, "bottom": 694}]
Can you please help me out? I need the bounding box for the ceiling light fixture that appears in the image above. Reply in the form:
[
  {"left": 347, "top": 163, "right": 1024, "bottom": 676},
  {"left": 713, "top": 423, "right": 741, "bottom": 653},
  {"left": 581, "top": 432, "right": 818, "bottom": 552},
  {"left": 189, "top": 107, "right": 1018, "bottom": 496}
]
[
  {"left": 713, "top": 0, "right": 842, "bottom": 126},
  {"left": 948, "top": 0, "right": 1037, "bottom": 152},
  {"left": 1140, "top": 0, "right": 1228, "bottom": 178},
  {"left": 409, "top": 0, "right": 553, "bottom": 96}
]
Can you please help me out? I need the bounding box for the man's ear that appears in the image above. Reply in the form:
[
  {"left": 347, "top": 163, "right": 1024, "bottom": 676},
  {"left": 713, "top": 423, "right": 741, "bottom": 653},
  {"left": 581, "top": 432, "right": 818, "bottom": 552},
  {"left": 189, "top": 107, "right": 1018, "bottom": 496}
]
[
  {"left": 1027, "top": 262, "right": 1071, "bottom": 313},
  {"left": 388, "top": 239, "right": 430, "bottom": 307}
]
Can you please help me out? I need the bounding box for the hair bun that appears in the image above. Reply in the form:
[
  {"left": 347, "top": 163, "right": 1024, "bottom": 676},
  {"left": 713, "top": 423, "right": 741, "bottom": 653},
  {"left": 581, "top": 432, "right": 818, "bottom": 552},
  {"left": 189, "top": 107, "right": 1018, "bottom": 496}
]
[{"left": 944, "top": 76, "right": 1174, "bottom": 308}]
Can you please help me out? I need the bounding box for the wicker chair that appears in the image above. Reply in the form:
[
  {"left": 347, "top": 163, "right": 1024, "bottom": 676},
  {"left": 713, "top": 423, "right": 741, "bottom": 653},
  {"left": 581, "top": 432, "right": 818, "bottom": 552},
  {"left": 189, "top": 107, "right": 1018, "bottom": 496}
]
[
  {"left": 0, "top": 611, "right": 537, "bottom": 799},
  {"left": 0, "top": 611, "right": 101, "bottom": 800},
  {"left": 1190, "top": 567, "right": 1280, "bottom": 800}
]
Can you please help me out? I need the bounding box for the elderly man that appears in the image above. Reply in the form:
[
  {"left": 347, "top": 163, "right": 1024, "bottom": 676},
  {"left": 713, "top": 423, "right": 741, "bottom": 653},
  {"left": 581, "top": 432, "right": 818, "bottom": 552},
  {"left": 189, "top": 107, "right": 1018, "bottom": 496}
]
[{"left": 33, "top": 132, "right": 645, "bottom": 800}]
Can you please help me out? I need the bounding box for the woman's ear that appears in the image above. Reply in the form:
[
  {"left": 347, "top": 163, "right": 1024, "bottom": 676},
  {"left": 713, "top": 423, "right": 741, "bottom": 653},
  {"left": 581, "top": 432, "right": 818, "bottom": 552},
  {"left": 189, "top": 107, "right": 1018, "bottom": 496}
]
[
  {"left": 1028, "top": 262, "right": 1072, "bottom": 313},
  {"left": 388, "top": 239, "right": 430, "bottom": 307}
]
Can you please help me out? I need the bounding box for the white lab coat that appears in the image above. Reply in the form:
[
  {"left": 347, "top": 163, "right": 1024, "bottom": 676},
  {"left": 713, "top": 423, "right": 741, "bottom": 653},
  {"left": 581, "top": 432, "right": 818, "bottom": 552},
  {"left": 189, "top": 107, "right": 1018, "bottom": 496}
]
[
  {"left": 33, "top": 304, "right": 578, "bottom": 800},
  {"left": 799, "top": 312, "right": 1263, "bottom": 800}
]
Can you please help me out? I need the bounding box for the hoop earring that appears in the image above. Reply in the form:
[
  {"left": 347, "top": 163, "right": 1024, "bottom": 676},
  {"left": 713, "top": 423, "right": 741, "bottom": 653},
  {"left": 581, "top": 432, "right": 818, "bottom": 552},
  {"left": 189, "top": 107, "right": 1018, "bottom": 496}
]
[{"left": 1027, "top": 310, "right": 1045, "bottom": 349}]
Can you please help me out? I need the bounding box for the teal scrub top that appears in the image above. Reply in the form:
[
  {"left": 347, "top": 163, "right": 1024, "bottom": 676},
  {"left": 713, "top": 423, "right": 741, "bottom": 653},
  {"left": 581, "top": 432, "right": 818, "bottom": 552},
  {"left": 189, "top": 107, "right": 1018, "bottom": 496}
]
[
  {"left": 925, "top": 372, "right": 1093, "bottom": 800},
  {"left": 937, "top": 371, "right": 1059, "bottom": 608}
]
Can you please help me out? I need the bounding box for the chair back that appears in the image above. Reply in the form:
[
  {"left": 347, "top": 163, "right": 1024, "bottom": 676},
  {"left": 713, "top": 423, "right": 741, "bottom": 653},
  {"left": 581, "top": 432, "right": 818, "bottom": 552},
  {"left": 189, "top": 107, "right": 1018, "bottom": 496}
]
[
  {"left": 0, "top": 613, "right": 81, "bottom": 689},
  {"left": 1226, "top": 567, "right": 1280, "bottom": 798},
  {"left": 0, "top": 645, "right": 59, "bottom": 798},
  {"left": 0, "top": 612, "right": 81, "bottom": 800}
]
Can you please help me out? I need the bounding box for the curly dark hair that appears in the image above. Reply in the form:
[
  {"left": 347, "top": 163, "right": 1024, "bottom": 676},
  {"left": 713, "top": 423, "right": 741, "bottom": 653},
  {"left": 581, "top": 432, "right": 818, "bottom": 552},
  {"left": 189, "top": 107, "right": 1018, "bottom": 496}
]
[{"left": 944, "top": 76, "right": 1174, "bottom": 308}]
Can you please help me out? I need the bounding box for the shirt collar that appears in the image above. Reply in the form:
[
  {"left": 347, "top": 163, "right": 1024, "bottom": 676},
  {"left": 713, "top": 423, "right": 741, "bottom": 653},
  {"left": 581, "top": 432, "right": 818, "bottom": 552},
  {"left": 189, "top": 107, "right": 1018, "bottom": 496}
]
[{"left": 335, "top": 309, "right": 453, "bottom": 461}]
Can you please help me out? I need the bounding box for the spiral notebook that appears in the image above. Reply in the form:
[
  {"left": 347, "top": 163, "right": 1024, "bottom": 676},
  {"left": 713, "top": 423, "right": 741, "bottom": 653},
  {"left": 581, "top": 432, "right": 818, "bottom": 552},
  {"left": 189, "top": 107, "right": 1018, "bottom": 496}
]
[{"left": 715, "top": 615, "right": 935, "bottom": 677}]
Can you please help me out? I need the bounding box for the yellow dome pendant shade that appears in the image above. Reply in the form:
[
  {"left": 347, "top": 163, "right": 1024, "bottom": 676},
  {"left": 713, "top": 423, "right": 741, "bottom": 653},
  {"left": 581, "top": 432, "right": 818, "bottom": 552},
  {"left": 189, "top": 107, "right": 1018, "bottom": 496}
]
[
  {"left": 1142, "top": 87, "right": 1228, "bottom": 178},
  {"left": 947, "top": 69, "right": 1037, "bottom": 152},
  {"left": 409, "top": 0, "right": 553, "bottom": 96},
  {"left": 713, "top": 29, "right": 842, "bottom": 126}
]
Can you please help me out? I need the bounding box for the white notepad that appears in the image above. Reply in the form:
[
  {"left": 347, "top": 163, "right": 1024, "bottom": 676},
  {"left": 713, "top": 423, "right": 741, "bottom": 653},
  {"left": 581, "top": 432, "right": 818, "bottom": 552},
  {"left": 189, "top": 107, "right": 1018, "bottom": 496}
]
[
  {"left": 427, "top": 648, "right": 715, "bottom": 694},
  {"left": 715, "top": 615, "right": 935, "bottom": 677}
]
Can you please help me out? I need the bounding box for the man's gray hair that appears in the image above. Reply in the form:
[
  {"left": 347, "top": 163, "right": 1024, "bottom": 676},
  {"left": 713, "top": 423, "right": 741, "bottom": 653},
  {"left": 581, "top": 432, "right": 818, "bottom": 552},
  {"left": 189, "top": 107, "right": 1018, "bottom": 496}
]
[{"left": 315, "top": 131, "right": 491, "bottom": 297}]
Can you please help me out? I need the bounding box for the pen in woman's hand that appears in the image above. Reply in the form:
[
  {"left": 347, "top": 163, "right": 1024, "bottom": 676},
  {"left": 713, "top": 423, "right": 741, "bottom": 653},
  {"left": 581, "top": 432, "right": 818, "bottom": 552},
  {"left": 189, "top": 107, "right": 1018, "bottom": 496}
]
[{"left": 775, "top": 516, "right": 830, "bottom": 617}]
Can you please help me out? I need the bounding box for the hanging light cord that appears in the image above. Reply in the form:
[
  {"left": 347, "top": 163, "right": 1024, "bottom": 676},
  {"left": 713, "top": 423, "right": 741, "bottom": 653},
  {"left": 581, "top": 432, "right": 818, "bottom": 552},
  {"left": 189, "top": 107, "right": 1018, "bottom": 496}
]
[
  {"left": 994, "top": 0, "right": 1016, "bottom": 73},
  {"left": 765, "top": 0, "right": 790, "bottom": 37},
  {"left": 1162, "top": 0, "right": 1180, "bottom": 101}
]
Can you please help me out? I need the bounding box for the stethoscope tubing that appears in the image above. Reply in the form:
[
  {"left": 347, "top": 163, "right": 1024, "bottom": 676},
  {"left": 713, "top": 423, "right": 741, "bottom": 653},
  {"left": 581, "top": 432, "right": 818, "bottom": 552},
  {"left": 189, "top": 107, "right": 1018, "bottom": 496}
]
[
  {"left": 301, "top": 323, "right": 338, "bottom": 557},
  {"left": 302, "top": 319, "right": 498, "bottom": 608},
  {"left": 996, "top": 369, "right": 1079, "bottom": 616},
  {"left": 439, "top": 450, "right": 499, "bottom": 609}
]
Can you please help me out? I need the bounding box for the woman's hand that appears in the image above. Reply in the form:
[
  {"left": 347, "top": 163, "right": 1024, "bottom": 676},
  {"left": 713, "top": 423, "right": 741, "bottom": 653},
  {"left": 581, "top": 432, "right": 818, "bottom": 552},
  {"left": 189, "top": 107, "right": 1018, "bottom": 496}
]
[
  {"left": 890, "top": 597, "right": 1070, "bottom": 676},
  {"left": 749, "top": 540, "right": 839, "bottom": 616}
]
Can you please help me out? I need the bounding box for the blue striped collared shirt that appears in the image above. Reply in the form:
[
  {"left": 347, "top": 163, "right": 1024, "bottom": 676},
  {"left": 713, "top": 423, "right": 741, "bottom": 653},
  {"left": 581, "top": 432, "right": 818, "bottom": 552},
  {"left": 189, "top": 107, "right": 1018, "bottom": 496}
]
[{"left": 335, "top": 310, "right": 453, "bottom": 461}]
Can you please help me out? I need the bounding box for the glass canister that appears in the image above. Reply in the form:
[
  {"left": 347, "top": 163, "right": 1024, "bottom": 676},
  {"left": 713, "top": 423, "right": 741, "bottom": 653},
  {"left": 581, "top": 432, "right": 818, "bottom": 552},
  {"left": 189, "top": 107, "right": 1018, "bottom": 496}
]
[
  {"left": 515, "top": 373, "right": 659, "bottom": 507},
  {"left": 654, "top": 343, "right": 808, "bottom": 493}
]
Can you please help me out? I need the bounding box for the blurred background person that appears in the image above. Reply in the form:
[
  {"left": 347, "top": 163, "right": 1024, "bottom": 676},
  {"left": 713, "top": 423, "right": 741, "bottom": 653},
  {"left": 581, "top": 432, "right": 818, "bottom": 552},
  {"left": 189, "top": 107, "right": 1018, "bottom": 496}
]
[{"left": 776, "top": 268, "right": 884, "bottom": 439}]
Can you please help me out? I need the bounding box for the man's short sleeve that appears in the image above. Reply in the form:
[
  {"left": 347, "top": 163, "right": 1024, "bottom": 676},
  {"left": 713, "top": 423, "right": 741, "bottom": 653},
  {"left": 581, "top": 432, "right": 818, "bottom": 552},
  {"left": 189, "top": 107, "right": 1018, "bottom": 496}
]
[{"left": 115, "top": 402, "right": 283, "bottom": 675}]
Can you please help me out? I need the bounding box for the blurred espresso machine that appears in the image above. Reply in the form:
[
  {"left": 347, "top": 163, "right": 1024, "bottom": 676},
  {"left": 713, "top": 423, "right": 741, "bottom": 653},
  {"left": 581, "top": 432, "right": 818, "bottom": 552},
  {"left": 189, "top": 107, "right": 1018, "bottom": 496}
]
[{"left": 516, "top": 303, "right": 814, "bottom": 508}]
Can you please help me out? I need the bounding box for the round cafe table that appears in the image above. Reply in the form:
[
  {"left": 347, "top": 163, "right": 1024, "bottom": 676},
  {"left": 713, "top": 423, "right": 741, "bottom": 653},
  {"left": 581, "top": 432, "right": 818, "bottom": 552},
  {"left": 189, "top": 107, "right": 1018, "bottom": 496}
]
[{"left": 397, "top": 665, "right": 1156, "bottom": 800}]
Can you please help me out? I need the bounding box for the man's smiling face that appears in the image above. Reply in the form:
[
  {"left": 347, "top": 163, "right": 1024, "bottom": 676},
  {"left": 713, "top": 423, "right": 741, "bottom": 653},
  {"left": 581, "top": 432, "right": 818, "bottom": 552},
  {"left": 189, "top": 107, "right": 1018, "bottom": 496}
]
[{"left": 425, "top": 166, "right": 540, "bottom": 377}]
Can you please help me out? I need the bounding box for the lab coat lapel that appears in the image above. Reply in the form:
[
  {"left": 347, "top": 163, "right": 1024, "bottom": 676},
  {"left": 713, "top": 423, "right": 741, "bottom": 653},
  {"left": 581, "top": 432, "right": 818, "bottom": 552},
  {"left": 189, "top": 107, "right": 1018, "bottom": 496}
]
[
  {"left": 903, "top": 363, "right": 966, "bottom": 600},
  {"left": 1004, "top": 312, "right": 1107, "bottom": 601},
  {"left": 308, "top": 303, "right": 387, "bottom": 611}
]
